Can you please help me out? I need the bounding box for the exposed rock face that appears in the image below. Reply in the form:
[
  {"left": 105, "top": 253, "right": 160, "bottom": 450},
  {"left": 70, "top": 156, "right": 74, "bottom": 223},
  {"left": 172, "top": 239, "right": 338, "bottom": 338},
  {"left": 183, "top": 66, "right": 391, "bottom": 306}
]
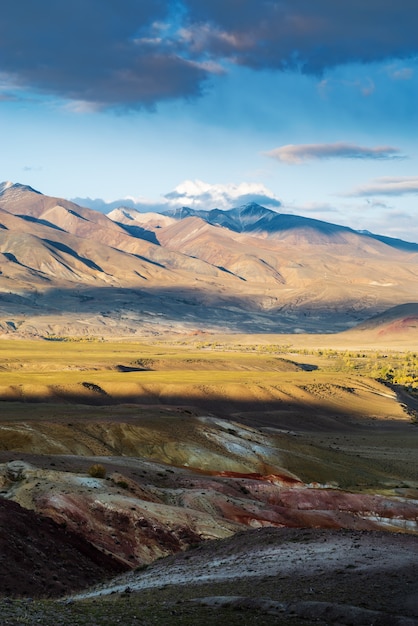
[
  {"left": 346, "top": 302, "right": 418, "bottom": 339},
  {"left": 4, "top": 460, "right": 34, "bottom": 482}
]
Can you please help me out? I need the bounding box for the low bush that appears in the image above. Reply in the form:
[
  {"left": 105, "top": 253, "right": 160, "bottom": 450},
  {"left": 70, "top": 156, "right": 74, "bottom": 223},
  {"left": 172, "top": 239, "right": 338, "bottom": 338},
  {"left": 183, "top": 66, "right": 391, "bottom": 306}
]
[{"left": 88, "top": 463, "right": 106, "bottom": 478}]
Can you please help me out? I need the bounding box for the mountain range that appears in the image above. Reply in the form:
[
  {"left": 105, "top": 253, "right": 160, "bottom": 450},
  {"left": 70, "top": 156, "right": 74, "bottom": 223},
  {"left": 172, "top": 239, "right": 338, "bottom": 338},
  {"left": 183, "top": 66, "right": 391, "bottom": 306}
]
[{"left": 0, "top": 181, "right": 417, "bottom": 337}]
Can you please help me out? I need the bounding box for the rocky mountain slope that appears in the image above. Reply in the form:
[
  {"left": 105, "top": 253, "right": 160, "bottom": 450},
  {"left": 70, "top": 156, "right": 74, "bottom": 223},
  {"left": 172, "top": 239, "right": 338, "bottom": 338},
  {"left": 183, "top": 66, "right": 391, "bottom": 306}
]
[{"left": 0, "top": 182, "right": 417, "bottom": 337}]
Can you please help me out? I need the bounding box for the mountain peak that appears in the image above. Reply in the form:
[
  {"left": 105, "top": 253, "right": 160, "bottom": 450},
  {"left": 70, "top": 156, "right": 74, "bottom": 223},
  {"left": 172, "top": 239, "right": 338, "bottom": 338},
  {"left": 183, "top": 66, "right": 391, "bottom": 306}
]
[
  {"left": 0, "top": 181, "right": 42, "bottom": 197},
  {"left": 163, "top": 206, "right": 198, "bottom": 219},
  {"left": 237, "top": 201, "right": 265, "bottom": 210},
  {"left": 0, "top": 181, "right": 14, "bottom": 194},
  {"left": 227, "top": 202, "right": 276, "bottom": 229}
]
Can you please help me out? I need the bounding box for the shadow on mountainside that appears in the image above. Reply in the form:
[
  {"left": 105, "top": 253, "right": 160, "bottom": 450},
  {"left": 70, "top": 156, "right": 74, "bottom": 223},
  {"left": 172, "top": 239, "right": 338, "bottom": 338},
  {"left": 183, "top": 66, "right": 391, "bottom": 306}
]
[
  {"left": 0, "top": 499, "right": 127, "bottom": 598},
  {"left": 0, "top": 285, "right": 379, "bottom": 334}
]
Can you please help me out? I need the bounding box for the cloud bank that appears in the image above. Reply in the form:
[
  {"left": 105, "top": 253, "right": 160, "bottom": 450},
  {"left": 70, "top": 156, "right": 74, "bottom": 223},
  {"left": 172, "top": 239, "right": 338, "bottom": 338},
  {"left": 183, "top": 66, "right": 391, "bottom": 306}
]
[
  {"left": 1, "top": 1, "right": 417, "bottom": 109},
  {"left": 73, "top": 180, "right": 282, "bottom": 213},
  {"left": 265, "top": 143, "right": 403, "bottom": 164},
  {"left": 163, "top": 180, "right": 281, "bottom": 210}
]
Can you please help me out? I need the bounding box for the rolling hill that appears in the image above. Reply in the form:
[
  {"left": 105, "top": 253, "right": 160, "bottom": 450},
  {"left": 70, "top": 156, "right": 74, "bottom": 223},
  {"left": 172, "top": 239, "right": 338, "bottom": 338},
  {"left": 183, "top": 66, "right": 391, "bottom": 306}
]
[{"left": 343, "top": 302, "right": 418, "bottom": 343}]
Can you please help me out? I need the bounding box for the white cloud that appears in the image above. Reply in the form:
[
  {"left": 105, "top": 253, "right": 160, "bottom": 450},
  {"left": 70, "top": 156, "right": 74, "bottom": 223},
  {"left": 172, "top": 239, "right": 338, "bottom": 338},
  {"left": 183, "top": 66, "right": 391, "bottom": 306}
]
[
  {"left": 344, "top": 176, "right": 418, "bottom": 197},
  {"left": 365, "top": 198, "right": 392, "bottom": 209},
  {"left": 62, "top": 100, "right": 102, "bottom": 114},
  {"left": 264, "top": 142, "right": 403, "bottom": 164},
  {"left": 163, "top": 179, "right": 281, "bottom": 210},
  {"left": 386, "top": 65, "right": 414, "bottom": 80},
  {"left": 73, "top": 180, "right": 282, "bottom": 213},
  {"left": 360, "top": 77, "right": 375, "bottom": 96}
]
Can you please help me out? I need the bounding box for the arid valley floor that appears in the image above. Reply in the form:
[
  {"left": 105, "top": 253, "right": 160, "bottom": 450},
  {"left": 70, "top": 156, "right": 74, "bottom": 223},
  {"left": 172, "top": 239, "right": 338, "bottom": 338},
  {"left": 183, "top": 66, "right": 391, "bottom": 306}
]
[{"left": 0, "top": 325, "right": 417, "bottom": 625}]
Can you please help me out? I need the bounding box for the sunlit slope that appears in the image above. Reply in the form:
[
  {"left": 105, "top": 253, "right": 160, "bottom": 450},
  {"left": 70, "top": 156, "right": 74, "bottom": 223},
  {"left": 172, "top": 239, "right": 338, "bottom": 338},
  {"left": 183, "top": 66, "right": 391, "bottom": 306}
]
[
  {"left": 151, "top": 214, "right": 418, "bottom": 318},
  {"left": 1, "top": 184, "right": 418, "bottom": 335},
  {"left": 344, "top": 302, "right": 418, "bottom": 340},
  {"left": 0, "top": 190, "right": 225, "bottom": 287}
]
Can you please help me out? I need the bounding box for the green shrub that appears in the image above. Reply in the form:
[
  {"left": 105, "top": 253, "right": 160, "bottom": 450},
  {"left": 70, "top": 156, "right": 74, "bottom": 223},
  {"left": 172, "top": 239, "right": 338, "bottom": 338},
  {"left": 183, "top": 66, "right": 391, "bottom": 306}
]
[{"left": 88, "top": 463, "right": 106, "bottom": 478}]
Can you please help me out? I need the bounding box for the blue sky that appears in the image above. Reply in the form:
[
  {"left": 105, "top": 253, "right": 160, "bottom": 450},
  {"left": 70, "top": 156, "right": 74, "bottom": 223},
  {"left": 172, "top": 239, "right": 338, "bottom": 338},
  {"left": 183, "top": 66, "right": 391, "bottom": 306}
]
[{"left": 1, "top": 1, "right": 417, "bottom": 241}]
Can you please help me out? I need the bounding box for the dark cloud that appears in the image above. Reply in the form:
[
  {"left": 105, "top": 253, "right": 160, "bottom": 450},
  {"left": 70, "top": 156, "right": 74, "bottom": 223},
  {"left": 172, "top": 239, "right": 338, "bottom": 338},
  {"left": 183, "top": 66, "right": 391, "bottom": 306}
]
[
  {"left": 1, "top": 1, "right": 417, "bottom": 109},
  {"left": 185, "top": 1, "right": 418, "bottom": 73},
  {"left": 0, "top": 0, "right": 205, "bottom": 109}
]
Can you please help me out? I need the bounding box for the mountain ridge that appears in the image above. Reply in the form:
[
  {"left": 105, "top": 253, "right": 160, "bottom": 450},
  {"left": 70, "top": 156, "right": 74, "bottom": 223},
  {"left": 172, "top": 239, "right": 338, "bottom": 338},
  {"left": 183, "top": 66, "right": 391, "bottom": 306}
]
[
  {"left": 0, "top": 182, "right": 417, "bottom": 337},
  {"left": 161, "top": 201, "right": 418, "bottom": 249}
]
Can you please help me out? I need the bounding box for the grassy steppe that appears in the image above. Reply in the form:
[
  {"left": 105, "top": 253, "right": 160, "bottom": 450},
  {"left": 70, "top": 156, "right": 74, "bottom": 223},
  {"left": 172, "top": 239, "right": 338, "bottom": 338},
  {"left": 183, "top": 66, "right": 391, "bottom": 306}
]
[{"left": 0, "top": 337, "right": 417, "bottom": 491}]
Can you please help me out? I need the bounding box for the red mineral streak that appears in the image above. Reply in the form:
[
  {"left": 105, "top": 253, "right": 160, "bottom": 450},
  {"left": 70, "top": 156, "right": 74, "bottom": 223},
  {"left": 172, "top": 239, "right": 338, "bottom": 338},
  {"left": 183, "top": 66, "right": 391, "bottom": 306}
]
[
  {"left": 378, "top": 316, "right": 418, "bottom": 335},
  {"left": 193, "top": 469, "right": 303, "bottom": 487}
]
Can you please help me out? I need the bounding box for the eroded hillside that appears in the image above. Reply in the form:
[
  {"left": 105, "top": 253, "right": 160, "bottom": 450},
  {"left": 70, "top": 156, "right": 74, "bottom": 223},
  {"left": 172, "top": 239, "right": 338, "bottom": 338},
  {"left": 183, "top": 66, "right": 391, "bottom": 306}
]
[{"left": 0, "top": 338, "right": 416, "bottom": 587}]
